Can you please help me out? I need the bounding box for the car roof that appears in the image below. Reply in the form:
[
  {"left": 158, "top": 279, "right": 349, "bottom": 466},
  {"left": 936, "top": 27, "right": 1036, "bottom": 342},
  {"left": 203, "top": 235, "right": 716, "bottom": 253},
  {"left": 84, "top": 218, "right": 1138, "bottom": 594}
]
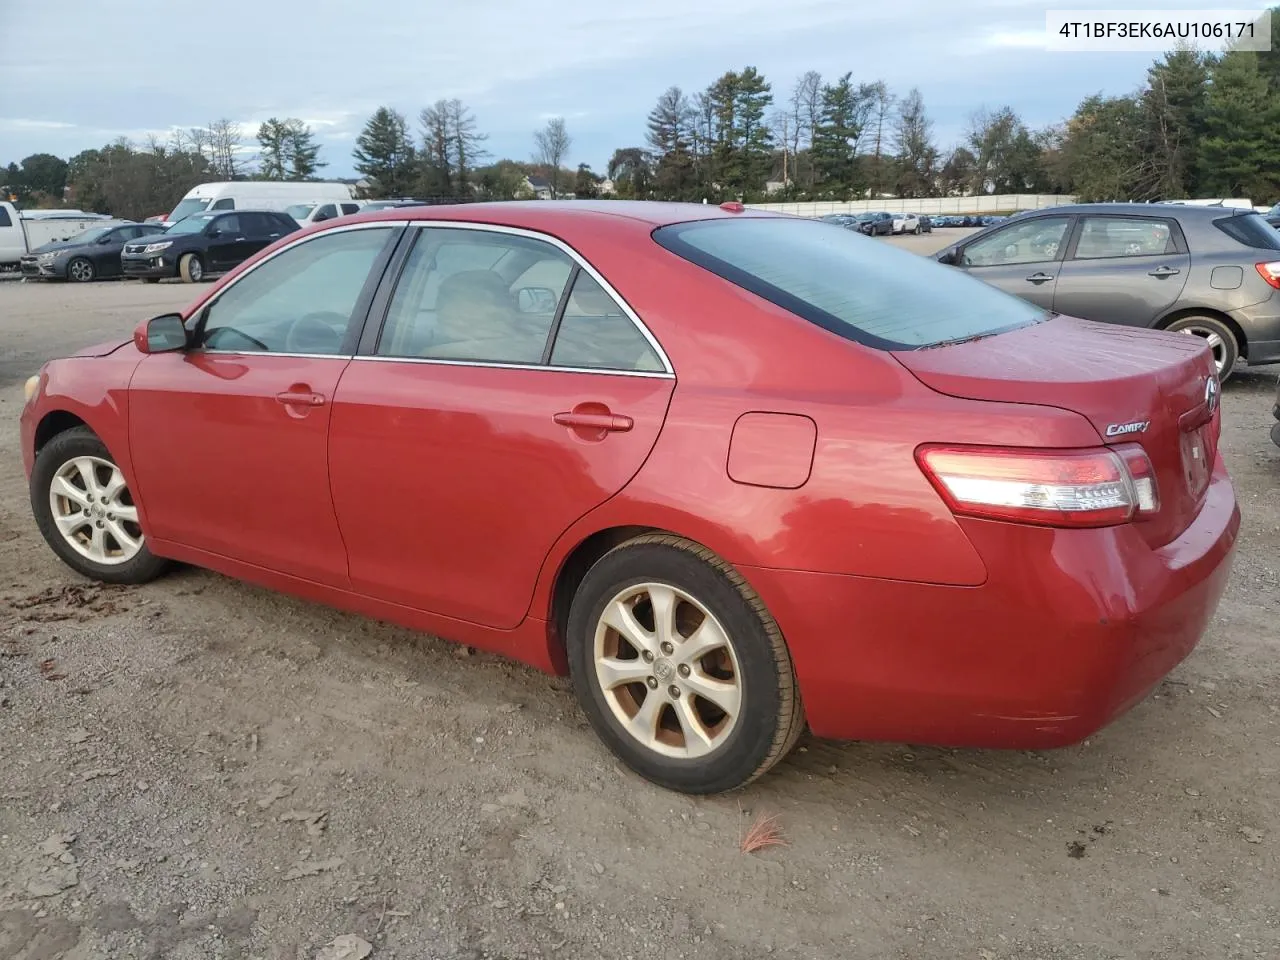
[
  {"left": 1011, "top": 202, "right": 1253, "bottom": 220},
  {"left": 348, "top": 200, "right": 783, "bottom": 231}
]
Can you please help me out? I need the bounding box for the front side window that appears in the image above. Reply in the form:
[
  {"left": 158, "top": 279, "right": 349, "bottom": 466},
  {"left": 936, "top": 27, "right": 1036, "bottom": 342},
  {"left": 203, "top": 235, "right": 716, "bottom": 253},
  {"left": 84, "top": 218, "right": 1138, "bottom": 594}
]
[
  {"left": 1075, "top": 217, "right": 1176, "bottom": 259},
  {"left": 654, "top": 216, "right": 1047, "bottom": 350},
  {"left": 212, "top": 214, "right": 242, "bottom": 236},
  {"left": 961, "top": 216, "right": 1072, "bottom": 267},
  {"left": 197, "top": 227, "right": 394, "bottom": 354},
  {"left": 211, "top": 197, "right": 235, "bottom": 210},
  {"left": 376, "top": 228, "right": 573, "bottom": 364}
]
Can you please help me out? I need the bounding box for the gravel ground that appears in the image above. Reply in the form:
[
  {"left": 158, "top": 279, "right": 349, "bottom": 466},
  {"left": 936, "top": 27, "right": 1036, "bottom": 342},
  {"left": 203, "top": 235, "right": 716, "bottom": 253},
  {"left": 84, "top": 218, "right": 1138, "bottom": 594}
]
[{"left": 2, "top": 230, "right": 1279, "bottom": 960}]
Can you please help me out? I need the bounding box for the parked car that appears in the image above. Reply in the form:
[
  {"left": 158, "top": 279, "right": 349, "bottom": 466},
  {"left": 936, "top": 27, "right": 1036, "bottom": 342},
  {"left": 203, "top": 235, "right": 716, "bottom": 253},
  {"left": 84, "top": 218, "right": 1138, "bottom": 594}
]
[
  {"left": 19, "top": 222, "right": 168, "bottom": 282},
  {"left": 892, "top": 213, "right": 921, "bottom": 235},
  {"left": 121, "top": 210, "right": 299, "bottom": 283},
  {"left": 854, "top": 212, "right": 894, "bottom": 236},
  {"left": 162, "top": 180, "right": 356, "bottom": 226},
  {"left": 917, "top": 215, "right": 933, "bottom": 233},
  {"left": 933, "top": 202, "right": 1280, "bottom": 379},
  {"left": 285, "top": 200, "right": 364, "bottom": 227},
  {"left": 1264, "top": 203, "right": 1280, "bottom": 230},
  {"left": 20, "top": 200, "right": 1238, "bottom": 794},
  {"left": 0, "top": 202, "right": 123, "bottom": 272}
]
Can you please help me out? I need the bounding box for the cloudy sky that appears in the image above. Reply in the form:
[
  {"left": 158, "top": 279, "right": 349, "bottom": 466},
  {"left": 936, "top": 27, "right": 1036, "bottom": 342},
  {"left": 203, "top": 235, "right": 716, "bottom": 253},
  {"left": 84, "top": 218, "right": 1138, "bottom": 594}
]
[{"left": 1, "top": 0, "right": 1271, "bottom": 176}]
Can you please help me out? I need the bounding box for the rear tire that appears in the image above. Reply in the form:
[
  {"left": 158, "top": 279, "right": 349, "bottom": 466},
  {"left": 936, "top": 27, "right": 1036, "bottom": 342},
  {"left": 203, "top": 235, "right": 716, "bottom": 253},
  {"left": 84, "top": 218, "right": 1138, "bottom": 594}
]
[
  {"left": 179, "top": 253, "right": 204, "bottom": 284},
  {"left": 565, "top": 534, "right": 804, "bottom": 794},
  {"left": 30, "top": 427, "right": 171, "bottom": 585},
  {"left": 1164, "top": 315, "right": 1239, "bottom": 381}
]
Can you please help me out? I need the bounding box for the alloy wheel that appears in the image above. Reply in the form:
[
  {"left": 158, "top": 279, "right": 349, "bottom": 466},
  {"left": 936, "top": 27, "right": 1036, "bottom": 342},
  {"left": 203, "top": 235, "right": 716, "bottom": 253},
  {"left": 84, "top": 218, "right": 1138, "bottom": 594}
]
[
  {"left": 593, "top": 581, "right": 742, "bottom": 759},
  {"left": 68, "top": 258, "right": 94, "bottom": 282},
  {"left": 48, "top": 456, "right": 143, "bottom": 565},
  {"left": 1176, "top": 325, "right": 1228, "bottom": 376}
]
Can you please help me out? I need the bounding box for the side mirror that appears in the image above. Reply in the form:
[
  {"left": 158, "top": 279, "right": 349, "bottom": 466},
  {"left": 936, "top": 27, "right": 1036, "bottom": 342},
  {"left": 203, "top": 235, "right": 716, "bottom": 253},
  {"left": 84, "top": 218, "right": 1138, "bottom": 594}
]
[
  {"left": 133, "top": 313, "right": 188, "bottom": 354},
  {"left": 936, "top": 249, "right": 957, "bottom": 266},
  {"left": 99, "top": 234, "right": 115, "bottom": 244}
]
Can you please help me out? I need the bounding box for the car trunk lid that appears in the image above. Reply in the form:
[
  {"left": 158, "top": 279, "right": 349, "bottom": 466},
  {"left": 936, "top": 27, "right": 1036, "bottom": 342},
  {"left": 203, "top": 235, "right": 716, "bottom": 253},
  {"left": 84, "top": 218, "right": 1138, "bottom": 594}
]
[{"left": 893, "top": 315, "right": 1220, "bottom": 546}]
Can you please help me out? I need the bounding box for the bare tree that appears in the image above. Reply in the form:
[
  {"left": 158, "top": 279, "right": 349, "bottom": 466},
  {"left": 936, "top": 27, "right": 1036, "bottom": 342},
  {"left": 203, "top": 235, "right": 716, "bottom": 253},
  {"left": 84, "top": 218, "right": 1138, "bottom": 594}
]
[
  {"left": 769, "top": 110, "right": 791, "bottom": 188},
  {"left": 533, "top": 116, "right": 572, "bottom": 199},
  {"left": 207, "top": 118, "right": 246, "bottom": 179},
  {"left": 447, "top": 99, "right": 488, "bottom": 196},
  {"left": 790, "top": 71, "right": 822, "bottom": 187}
]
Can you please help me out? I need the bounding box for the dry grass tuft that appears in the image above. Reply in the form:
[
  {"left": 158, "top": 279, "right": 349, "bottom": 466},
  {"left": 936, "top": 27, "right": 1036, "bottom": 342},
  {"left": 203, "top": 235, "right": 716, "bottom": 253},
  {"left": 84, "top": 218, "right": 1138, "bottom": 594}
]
[{"left": 739, "top": 811, "right": 787, "bottom": 854}]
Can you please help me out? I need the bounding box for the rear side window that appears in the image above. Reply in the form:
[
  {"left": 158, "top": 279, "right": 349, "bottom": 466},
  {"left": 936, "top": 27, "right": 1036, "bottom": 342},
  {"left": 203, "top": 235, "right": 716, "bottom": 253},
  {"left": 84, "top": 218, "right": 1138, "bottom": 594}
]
[
  {"left": 0, "top": 207, "right": 11, "bottom": 227},
  {"left": 1215, "top": 213, "right": 1280, "bottom": 251},
  {"left": 654, "top": 217, "right": 1047, "bottom": 350},
  {"left": 212, "top": 197, "right": 235, "bottom": 210}
]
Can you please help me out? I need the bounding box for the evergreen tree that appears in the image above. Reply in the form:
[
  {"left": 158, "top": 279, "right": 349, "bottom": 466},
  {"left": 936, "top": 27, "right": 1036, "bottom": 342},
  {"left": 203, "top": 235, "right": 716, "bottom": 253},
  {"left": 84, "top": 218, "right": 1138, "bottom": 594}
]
[
  {"left": 647, "top": 86, "right": 696, "bottom": 199},
  {"left": 353, "top": 107, "right": 416, "bottom": 197},
  {"left": 1199, "top": 52, "right": 1280, "bottom": 198},
  {"left": 810, "top": 73, "right": 860, "bottom": 197},
  {"left": 1140, "top": 48, "right": 1209, "bottom": 199},
  {"left": 285, "top": 121, "right": 323, "bottom": 179}
]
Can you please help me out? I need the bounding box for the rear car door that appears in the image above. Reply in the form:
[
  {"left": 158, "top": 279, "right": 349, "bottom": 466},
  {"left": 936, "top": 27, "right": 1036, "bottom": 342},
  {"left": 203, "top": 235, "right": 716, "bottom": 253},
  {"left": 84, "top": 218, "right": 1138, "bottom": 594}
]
[
  {"left": 127, "top": 223, "right": 400, "bottom": 585},
  {"left": 1052, "top": 215, "right": 1191, "bottom": 327},
  {"left": 952, "top": 215, "right": 1074, "bottom": 311},
  {"left": 328, "top": 224, "right": 675, "bottom": 629}
]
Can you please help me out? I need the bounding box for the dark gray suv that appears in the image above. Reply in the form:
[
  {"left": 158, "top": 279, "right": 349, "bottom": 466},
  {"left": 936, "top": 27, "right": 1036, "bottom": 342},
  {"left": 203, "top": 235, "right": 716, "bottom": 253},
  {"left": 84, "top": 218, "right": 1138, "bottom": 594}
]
[{"left": 934, "top": 203, "right": 1280, "bottom": 379}]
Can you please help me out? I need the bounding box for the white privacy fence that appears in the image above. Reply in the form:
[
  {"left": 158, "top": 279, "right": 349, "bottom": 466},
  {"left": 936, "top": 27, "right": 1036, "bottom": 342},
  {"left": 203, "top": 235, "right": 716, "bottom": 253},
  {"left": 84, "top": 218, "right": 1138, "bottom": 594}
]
[{"left": 745, "top": 194, "right": 1077, "bottom": 217}]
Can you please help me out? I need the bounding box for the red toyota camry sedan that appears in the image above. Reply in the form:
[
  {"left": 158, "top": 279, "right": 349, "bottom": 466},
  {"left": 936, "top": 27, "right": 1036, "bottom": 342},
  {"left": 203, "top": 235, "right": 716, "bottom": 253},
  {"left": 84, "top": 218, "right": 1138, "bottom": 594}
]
[{"left": 20, "top": 201, "right": 1240, "bottom": 794}]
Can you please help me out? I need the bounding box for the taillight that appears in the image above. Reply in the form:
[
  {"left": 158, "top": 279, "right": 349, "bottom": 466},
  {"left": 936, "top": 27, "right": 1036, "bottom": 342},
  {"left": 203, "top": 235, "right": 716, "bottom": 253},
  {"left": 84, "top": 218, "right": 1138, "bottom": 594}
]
[
  {"left": 1256, "top": 261, "right": 1280, "bottom": 289},
  {"left": 916, "top": 445, "right": 1160, "bottom": 528}
]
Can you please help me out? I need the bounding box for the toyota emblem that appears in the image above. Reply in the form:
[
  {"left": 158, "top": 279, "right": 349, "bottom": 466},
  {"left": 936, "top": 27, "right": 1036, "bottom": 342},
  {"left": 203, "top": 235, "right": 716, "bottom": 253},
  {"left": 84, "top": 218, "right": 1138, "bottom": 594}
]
[{"left": 1205, "top": 375, "right": 1220, "bottom": 415}]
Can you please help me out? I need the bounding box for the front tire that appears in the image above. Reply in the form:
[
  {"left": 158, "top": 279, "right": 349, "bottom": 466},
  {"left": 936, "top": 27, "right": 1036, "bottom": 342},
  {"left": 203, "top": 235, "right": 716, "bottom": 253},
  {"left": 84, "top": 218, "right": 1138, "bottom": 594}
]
[
  {"left": 566, "top": 534, "right": 804, "bottom": 794},
  {"left": 179, "top": 253, "right": 204, "bottom": 283},
  {"left": 67, "top": 257, "right": 96, "bottom": 283},
  {"left": 1165, "top": 315, "right": 1239, "bottom": 381},
  {"left": 30, "top": 427, "right": 170, "bottom": 585}
]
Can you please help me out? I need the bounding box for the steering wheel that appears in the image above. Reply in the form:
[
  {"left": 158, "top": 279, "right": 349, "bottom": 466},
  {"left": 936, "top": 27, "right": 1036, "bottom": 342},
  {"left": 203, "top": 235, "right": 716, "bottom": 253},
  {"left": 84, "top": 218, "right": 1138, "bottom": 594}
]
[{"left": 285, "top": 311, "right": 347, "bottom": 354}]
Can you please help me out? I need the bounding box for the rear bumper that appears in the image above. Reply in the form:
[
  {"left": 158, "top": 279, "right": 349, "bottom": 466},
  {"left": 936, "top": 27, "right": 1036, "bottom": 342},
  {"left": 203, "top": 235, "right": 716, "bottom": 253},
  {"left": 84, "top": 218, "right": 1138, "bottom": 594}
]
[
  {"left": 1231, "top": 298, "right": 1280, "bottom": 364},
  {"left": 745, "top": 461, "right": 1240, "bottom": 748},
  {"left": 121, "top": 255, "right": 177, "bottom": 279}
]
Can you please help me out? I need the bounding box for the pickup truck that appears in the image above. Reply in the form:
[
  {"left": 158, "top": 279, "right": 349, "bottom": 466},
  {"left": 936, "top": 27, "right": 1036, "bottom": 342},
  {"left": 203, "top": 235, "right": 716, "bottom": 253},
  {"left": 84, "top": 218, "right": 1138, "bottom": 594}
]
[{"left": 0, "top": 202, "right": 122, "bottom": 272}]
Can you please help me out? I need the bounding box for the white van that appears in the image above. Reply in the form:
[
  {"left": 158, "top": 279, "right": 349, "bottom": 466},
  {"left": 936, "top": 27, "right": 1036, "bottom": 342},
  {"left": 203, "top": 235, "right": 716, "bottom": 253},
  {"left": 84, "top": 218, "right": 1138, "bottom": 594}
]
[{"left": 164, "top": 181, "right": 355, "bottom": 225}]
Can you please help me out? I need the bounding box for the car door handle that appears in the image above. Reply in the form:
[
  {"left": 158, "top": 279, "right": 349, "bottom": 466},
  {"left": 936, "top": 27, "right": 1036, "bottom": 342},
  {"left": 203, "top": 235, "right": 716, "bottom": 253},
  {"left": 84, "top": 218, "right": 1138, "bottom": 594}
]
[
  {"left": 554, "top": 411, "right": 633, "bottom": 432},
  {"left": 275, "top": 390, "right": 325, "bottom": 407},
  {"left": 1148, "top": 266, "right": 1181, "bottom": 278},
  {"left": 1025, "top": 272, "right": 1055, "bottom": 284}
]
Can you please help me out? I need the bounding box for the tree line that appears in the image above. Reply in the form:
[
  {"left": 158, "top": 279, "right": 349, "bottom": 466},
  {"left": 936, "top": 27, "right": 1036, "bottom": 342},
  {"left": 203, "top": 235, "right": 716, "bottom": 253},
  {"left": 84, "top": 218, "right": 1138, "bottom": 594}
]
[{"left": 5, "top": 11, "right": 1279, "bottom": 222}]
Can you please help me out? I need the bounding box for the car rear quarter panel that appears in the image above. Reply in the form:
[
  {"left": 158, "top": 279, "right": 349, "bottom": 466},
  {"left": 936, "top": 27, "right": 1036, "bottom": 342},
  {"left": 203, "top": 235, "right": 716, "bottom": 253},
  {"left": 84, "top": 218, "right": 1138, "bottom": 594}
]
[{"left": 526, "top": 249, "right": 1107, "bottom": 617}]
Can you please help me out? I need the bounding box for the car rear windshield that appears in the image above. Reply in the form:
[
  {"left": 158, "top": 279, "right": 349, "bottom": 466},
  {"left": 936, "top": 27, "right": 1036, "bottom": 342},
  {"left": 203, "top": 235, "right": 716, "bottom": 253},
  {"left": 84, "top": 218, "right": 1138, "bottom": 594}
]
[
  {"left": 1214, "top": 213, "right": 1280, "bottom": 251},
  {"left": 652, "top": 217, "right": 1048, "bottom": 349}
]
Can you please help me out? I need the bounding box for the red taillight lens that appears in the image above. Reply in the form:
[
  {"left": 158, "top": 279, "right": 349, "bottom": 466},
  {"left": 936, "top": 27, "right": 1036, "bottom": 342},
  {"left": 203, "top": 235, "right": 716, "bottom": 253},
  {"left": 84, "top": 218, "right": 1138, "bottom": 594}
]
[
  {"left": 916, "top": 445, "right": 1159, "bottom": 528},
  {"left": 1256, "top": 261, "right": 1280, "bottom": 289}
]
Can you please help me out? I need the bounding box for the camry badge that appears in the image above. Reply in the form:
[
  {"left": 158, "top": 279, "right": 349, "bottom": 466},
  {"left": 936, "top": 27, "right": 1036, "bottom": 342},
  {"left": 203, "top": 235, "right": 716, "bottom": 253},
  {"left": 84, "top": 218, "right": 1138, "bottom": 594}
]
[{"left": 1105, "top": 421, "right": 1150, "bottom": 437}]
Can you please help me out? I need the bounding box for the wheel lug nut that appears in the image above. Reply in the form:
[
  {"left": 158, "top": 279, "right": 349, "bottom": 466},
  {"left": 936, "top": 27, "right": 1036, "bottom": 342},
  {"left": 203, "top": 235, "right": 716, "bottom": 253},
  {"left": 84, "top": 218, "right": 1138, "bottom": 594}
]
[
  {"left": 642, "top": 651, "right": 654, "bottom": 663},
  {"left": 646, "top": 676, "right": 658, "bottom": 689},
  {"left": 660, "top": 641, "right": 673, "bottom": 655},
  {"left": 678, "top": 664, "right": 691, "bottom": 678},
  {"left": 668, "top": 685, "right": 681, "bottom": 699},
  {"left": 95, "top": 521, "right": 104, "bottom": 528}
]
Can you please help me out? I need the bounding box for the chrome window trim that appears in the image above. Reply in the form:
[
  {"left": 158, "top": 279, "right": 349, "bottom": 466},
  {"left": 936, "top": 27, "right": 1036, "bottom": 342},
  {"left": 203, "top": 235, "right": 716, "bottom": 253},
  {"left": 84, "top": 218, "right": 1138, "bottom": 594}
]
[
  {"left": 348, "top": 354, "right": 673, "bottom": 379},
  {"left": 187, "top": 217, "right": 677, "bottom": 379},
  {"left": 381, "top": 220, "right": 675, "bottom": 377}
]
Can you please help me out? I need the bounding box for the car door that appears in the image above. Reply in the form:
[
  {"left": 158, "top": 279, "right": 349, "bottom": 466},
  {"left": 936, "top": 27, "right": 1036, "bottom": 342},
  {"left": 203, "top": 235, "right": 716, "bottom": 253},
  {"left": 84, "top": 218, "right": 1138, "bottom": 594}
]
[
  {"left": 236, "top": 213, "right": 282, "bottom": 264},
  {"left": 91, "top": 226, "right": 133, "bottom": 276},
  {"left": 1051, "top": 215, "right": 1191, "bottom": 327},
  {"left": 204, "top": 214, "right": 244, "bottom": 272},
  {"left": 328, "top": 224, "right": 675, "bottom": 629},
  {"left": 951, "top": 215, "right": 1075, "bottom": 311},
  {"left": 127, "top": 223, "right": 401, "bottom": 586}
]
